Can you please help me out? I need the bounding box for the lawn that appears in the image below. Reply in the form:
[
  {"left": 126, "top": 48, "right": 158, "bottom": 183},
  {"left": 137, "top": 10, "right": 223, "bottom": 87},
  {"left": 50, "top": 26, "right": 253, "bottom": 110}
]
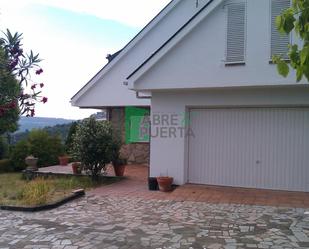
[{"left": 0, "top": 173, "right": 117, "bottom": 206}]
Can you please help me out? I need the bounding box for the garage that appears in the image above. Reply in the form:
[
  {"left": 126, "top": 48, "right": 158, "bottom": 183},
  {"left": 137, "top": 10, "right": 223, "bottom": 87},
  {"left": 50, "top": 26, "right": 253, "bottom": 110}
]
[{"left": 188, "top": 108, "right": 309, "bottom": 192}]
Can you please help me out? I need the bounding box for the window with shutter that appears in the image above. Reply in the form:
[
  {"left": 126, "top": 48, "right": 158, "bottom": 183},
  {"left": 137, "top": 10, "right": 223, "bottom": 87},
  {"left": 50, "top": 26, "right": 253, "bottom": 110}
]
[
  {"left": 271, "top": 0, "right": 291, "bottom": 60},
  {"left": 226, "top": 2, "right": 246, "bottom": 64}
]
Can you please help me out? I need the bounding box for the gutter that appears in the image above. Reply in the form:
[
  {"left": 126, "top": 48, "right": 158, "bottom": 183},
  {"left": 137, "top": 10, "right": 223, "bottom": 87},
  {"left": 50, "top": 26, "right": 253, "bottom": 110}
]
[{"left": 136, "top": 92, "right": 152, "bottom": 99}]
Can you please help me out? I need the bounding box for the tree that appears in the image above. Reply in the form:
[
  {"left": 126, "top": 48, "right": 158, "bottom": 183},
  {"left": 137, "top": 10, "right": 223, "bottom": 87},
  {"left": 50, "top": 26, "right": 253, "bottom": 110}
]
[
  {"left": 72, "top": 118, "right": 115, "bottom": 180},
  {"left": 273, "top": 0, "right": 309, "bottom": 82},
  {"left": 0, "top": 46, "right": 20, "bottom": 135},
  {"left": 0, "top": 30, "right": 47, "bottom": 135},
  {"left": 65, "top": 121, "right": 78, "bottom": 154}
]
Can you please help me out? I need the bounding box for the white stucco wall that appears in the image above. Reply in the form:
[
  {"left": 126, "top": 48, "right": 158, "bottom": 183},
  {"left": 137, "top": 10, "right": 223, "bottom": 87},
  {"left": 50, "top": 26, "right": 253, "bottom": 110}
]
[
  {"left": 134, "top": 0, "right": 304, "bottom": 91},
  {"left": 150, "top": 86, "right": 309, "bottom": 185}
]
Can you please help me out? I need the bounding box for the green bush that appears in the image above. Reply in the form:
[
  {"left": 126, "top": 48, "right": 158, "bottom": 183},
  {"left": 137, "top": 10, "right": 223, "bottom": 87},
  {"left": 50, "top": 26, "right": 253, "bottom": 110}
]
[
  {"left": 0, "top": 137, "right": 8, "bottom": 160},
  {"left": 10, "top": 140, "right": 29, "bottom": 171},
  {"left": 65, "top": 122, "right": 78, "bottom": 154},
  {"left": 9, "top": 130, "right": 65, "bottom": 170},
  {"left": 27, "top": 130, "right": 65, "bottom": 167},
  {"left": 0, "top": 159, "right": 13, "bottom": 173},
  {"left": 72, "top": 118, "right": 115, "bottom": 180}
]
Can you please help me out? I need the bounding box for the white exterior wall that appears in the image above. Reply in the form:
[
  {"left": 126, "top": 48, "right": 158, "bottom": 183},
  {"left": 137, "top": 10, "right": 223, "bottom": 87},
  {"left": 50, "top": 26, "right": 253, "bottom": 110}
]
[
  {"left": 134, "top": 0, "right": 304, "bottom": 91},
  {"left": 150, "top": 86, "right": 309, "bottom": 185},
  {"left": 72, "top": 0, "right": 216, "bottom": 107}
]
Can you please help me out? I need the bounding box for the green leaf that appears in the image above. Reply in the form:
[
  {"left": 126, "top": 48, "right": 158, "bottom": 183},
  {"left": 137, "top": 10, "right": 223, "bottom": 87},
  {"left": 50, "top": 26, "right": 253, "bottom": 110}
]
[
  {"left": 296, "top": 67, "right": 303, "bottom": 82},
  {"left": 300, "top": 46, "right": 309, "bottom": 65},
  {"left": 277, "top": 61, "right": 289, "bottom": 77},
  {"left": 276, "top": 16, "right": 284, "bottom": 33}
]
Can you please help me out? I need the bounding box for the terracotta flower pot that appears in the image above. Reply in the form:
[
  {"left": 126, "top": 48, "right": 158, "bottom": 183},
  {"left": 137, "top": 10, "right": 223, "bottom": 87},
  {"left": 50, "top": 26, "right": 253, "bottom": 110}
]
[
  {"left": 113, "top": 165, "right": 126, "bottom": 176},
  {"left": 72, "top": 162, "right": 81, "bottom": 174},
  {"left": 156, "top": 176, "right": 173, "bottom": 192},
  {"left": 58, "top": 156, "right": 69, "bottom": 166}
]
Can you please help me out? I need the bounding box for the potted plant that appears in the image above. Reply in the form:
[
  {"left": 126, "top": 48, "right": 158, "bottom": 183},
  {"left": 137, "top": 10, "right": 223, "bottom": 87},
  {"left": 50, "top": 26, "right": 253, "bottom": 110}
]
[
  {"left": 25, "top": 155, "right": 38, "bottom": 171},
  {"left": 58, "top": 155, "right": 69, "bottom": 166},
  {"left": 71, "top": 162, "right": 82, "bottom": 174},
  {"left": 156, "top": 176, "right": 174, "bottom": 192},
  {"left": 110, "top": 134, "right": 127, "bottom": 177},
  {"left": 112, "top": 158, "right": 127, "bottom": 177},
  {"left": 71, "top": 118, "right": 115, "bottom": 181}
]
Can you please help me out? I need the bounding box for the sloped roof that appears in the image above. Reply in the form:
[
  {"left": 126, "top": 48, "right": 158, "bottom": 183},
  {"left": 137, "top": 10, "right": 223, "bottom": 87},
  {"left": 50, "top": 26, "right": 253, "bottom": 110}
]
[
  {"left": 71, "top": 0, "right": 174, "bottom": 103},
  {"left": 127, "top": 0, "right": 216, "bottom": 80}
]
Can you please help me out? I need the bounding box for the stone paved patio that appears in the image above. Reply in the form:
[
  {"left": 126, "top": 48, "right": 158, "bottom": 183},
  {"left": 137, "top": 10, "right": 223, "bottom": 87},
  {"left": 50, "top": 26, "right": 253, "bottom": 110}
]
[
  {"left": 4, "top": 164, "right": 307, "bottom": 248},
  {"left": 0, "top": 195, "right": 309, "bottom": 249}
]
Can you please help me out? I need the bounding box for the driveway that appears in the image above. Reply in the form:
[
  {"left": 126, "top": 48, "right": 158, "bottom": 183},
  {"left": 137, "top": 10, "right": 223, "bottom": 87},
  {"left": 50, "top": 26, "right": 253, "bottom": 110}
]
[{"left": 0, "top": 195, "right": 309, "bottom": 249}]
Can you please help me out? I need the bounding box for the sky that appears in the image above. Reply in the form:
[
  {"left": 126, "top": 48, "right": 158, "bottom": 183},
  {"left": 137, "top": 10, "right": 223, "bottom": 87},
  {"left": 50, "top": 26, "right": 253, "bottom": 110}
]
[{"left": 0, "top": 0, "right": 170, "bottom": 119}]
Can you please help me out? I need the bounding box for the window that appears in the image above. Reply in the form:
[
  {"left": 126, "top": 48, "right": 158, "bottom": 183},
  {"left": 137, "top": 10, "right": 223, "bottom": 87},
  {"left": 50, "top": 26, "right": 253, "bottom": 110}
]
[
  {"left": 226, "top": 2, "right": 246, "bottom": 64},
  {"left": 271, "top": 0, "right": 291, "bottom": 60}
]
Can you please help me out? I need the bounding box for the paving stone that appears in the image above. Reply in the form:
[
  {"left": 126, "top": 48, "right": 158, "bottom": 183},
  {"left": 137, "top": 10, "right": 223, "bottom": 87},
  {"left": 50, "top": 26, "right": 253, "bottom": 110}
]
[{"left": 0, "top": 196, "right": 308, "bottom": 248}]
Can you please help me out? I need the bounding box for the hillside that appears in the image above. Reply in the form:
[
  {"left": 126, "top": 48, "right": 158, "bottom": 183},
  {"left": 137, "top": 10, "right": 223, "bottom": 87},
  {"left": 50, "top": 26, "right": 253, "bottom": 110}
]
[
  {"left": 18, "top": 116, "right": 75, "bottom": 133},
  {"left": 11, "top": 123, "right": 74, "bottom": 144}
]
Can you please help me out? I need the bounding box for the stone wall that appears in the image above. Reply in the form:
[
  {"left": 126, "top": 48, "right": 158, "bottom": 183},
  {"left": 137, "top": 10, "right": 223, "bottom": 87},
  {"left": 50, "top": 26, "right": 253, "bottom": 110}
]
[{"left": 109, "top": 107, "right": 150, "bottom": 165}]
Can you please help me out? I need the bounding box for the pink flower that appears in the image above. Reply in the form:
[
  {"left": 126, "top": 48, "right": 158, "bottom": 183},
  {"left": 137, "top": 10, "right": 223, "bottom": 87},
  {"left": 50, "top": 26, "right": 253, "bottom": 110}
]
[
  {"left": 42, "top": 97, "right": 48, "bottom": 103},
  {"left": 40, "top": 83, "right": 44, "bottom": 88},
  {"left": 8, "top": 101, "right": 16, "bottom": 108},
  {"left": 35, "top": 68, "right": 43, "bottom": 75},
  {"left": 31, "top": 84, "right": 37, "bottom": 90}
]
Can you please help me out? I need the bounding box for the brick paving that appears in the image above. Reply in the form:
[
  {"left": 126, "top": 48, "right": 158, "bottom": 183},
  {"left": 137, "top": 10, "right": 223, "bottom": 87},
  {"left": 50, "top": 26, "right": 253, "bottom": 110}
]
[
  {"left": 89, "top": 165, "right": 309, "bottom": 208},
  {"left": 40, "top": 164, "right": 309, "bottom": 208}
]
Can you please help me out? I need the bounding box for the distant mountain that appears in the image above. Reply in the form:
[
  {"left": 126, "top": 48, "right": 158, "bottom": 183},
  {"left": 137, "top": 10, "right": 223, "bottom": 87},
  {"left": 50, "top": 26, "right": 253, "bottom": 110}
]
[
  {"left": 11, "top": 123, "right": 74, "bottom": 144},
  {"left": 17, "top": 116, "right": 75, "bottom": 133}
]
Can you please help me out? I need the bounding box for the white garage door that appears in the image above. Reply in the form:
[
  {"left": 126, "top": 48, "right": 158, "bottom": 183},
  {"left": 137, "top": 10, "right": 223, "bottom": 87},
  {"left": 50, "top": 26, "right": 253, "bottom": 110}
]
[{"left": 188, "top": 108, "right": 309, "bottom": 192}]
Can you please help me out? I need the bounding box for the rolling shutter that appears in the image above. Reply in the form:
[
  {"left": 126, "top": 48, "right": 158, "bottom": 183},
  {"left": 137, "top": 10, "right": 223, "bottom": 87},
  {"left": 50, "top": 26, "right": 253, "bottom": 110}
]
[
  {"left": 271, "top": 0, "right": 291, "bottom": 59},
  {"left": 226, "top": 2, "right": 246, "bottom": 64},
  {"left": 188, "top": 108, "right": 309, "bottom": 192}
]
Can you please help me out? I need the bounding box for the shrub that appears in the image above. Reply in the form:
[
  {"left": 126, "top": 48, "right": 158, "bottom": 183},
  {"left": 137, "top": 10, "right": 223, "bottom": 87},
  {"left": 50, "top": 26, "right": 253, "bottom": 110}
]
[
  {"left": 0, "top": 159, "right": 13, "bottom": 173},
  {"left": 27, "top": 130, "right": 64, "bottom": 167},
  {"left": 21, "top": 178, "right": 51, "bottom": 205},
  {"left": 10, "top": 140, "right": 29, "bottom": 171},
  {"left": 65, "top": 122, "right": 78, "bottom": 154},
  {"left": 0, "top": 137, "right": 8, "bottom": 159},
  {"left": 72, "top": 118, "right": 115, "bottom": 180}
]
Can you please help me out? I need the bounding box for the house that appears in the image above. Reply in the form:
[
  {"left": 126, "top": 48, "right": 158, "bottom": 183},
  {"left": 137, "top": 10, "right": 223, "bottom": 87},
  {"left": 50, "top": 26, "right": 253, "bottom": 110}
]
[{"left": 72, "top": 0, "right": 309, "bottom": 192}]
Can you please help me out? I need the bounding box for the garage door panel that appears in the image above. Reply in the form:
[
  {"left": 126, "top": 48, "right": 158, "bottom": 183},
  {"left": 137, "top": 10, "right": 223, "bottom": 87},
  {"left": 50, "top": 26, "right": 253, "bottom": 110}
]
[{"left": 188, "top": 108, "right": 309, "bottom": 192}]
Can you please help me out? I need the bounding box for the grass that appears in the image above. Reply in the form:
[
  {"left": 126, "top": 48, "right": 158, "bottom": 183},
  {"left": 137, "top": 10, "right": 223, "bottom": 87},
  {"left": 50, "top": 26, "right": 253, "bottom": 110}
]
[{"left": 0, "top": 173, "right": 118, "bottom": 206}]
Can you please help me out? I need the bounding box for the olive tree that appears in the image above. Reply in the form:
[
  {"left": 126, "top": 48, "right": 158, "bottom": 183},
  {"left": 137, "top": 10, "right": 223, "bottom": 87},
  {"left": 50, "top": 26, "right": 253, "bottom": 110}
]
[{"left": 72, "top": 118, "right": 115, "bottom": 180}]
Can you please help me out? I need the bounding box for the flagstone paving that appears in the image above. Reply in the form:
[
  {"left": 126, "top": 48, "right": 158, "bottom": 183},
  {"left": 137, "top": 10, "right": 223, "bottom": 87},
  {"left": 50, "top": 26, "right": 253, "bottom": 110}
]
[{"left": 0, "top": 195, "right": 309, "bottom": 249}]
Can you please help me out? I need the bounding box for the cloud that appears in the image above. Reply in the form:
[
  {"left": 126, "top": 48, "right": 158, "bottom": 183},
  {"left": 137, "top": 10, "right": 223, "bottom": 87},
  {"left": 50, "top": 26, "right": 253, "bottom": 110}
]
[{"left": 0, "top": 0, "right": 171, "bottom": 28}]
